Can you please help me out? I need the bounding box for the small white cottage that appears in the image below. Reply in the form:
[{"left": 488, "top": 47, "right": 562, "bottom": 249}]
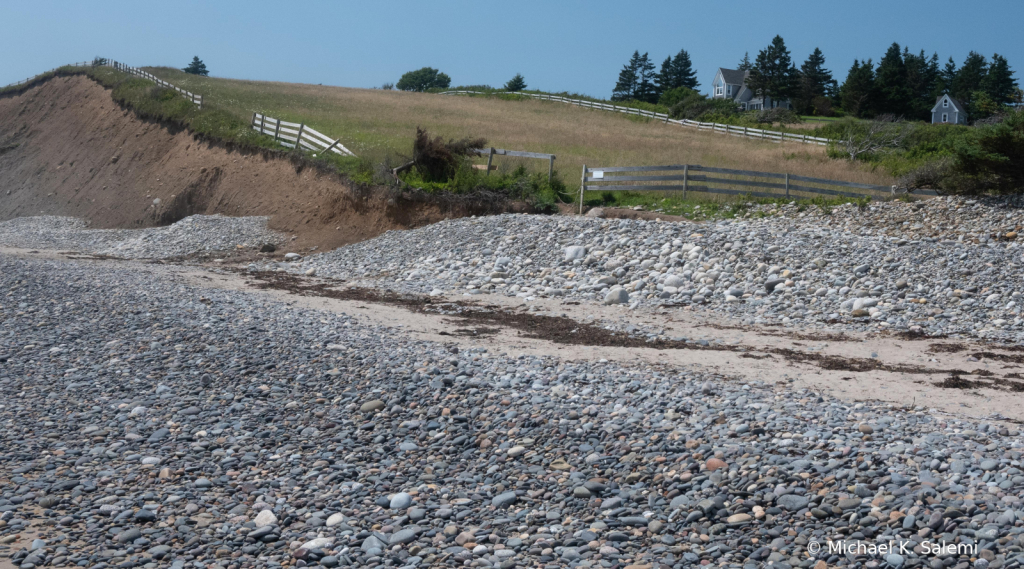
[{"left": 931, "top": 94, "right": 966, "bottom": 124}]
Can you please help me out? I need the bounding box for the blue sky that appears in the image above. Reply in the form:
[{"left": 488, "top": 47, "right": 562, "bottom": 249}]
[{"left": 4, "top": 0, "right": 1022, "bottom": 97}]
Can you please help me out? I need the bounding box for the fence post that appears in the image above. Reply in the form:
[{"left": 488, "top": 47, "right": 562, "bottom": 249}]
[
  {"left": 485, "top": 147, "right": 494, "bottom": 176},
  {"left": 260, "top": 113, "right": 266, "bottom": 133},
  {"left": 683, "top": 164, "right": 688, "bottom": 199},
  {"left": 295, "top": 124, "right": 305, "bottom": 150},
  {"left": 579, "top": 165, "right": 586, "bottom": 215},
  {"left": 785, "top": 172, "right": 790, "bottom": 198},
  {"left": 273, "top": 118, "right": 281, "bottom": 141},
  {"left": 548, "top": 155, "right": 554, "bottom": 183},
  {"left": 251, "top": 112, "right": 257, "bottom": 129}
]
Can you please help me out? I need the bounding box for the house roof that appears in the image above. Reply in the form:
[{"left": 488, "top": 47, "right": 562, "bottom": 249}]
[
  {"left": 932, "top": 94, "right": 966, "bottom": 114},
  {"left": 718, "top": 68, "right": 748, "bottom": 85}
]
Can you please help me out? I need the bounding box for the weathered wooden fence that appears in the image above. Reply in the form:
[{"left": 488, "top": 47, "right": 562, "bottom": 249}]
[
  {"left": 579, "top": 164, "right": 937, "bottom": 213},
  {"left": 2, "top": 62, "right": 92, "bottom": 89},
  {"left": 440, "top": 90, "right": 830, "bottom": 147},
  {"left": 250, "top": 113, "right": 357, "bottom": 157},
  {"left": 471, "top": 147, "right": 556, "bottom": 181},
  {"left": 108, "top": 60, "right": 203, "bottom": 108}
]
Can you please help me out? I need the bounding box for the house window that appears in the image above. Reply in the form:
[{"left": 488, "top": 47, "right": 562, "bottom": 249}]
[
  {"left": 715, "top": 84, "right": 723, "bottom": 96},
  {"left": 943, "top": 99, "right": 949, "bottom": 108},
  {"left": 942, "top": 113, "right": 948, "bottom": 123},
  {"left": 726, "top": 85, "right": 732, "bottom": 96}
]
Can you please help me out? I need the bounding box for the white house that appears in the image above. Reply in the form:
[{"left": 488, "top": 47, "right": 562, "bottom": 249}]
[
  {"left": 931, "top": 94, "right": 966, "bottom": 124},
  {"left": 711, "top": 67, "right": 790, "bottom": 111}
]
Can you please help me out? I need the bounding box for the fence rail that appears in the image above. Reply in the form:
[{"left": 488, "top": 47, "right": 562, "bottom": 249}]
[
  {"left": 2, "top": 61, "right": 92, "bottom": 90},
  {"left": 440, "top": 90, "right": 831, "bottom": 147},
  {"left": 470, "top": 147, "right": 555, "bottom": 181},
  {"left": 251, "top": 113, "right": 356, "bottom": 157},
  {"left": 579, "top": 163, "right": 936, "bottom": 213},
  {"left": 109, "top": 61, "right": 203, "bottom": 108}
]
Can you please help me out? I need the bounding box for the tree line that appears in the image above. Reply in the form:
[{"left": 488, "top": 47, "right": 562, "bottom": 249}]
[{"left": 609, "top": 38, "right": 1020, "bottom": 122}]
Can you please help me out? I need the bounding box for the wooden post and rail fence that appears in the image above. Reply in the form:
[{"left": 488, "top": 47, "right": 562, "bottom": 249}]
[
  {"left": 578, "top": 164, "right": 937, "bottom": 214},
  {"left": 470, "top": 148, "right": 556, "bottom": 182},
  {"left": 440, "top": 90, "right": 831, "bottom": 147},
  {"left": 108, "top": 60, "right": 203, "bottom": 108},
  {"left": 250, "top": 113, "right": 357, "bottom": 157}
]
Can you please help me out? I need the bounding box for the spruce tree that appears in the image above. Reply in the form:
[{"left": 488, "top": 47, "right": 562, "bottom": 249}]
[
  {"left": 671, "top": 50, "right": 699, "bottom": 90},
  {"left": 903, "top": 48, "right": 938, "bottom": 120},
  {"left": 656, "top": 56, "right": 674, "bottom": 97},
  {"left": 874, "top": 43, "right": 912, "bottom": 117},
  {"left": 938, "top": 57, "right": 958, "bottom": 95},
  {"left": 746, "top": 36, "right": 798, "bottom": 108},
  {"left": 794, "top": 48, "right": 834, "bottom": 115},
  {"left": 612, "top": 51, "right": 642, "bottom": 101},
  {"left": 839, "top": 59, "right": 875, "bottom": 117},
  {"left": 183, "top": 56, "right": 209, "bottom": 76},
  {"left": 634, "top": 53, "right": 659, "bottom": 104},
  {"left": 982, "top": 54, "right": 1018, "bottom": 105},
  {"left": 737, "top": 52, "right": 753, "bottom": 71},
  {"left": 925, "top": 52, "right": 942, "bottom": 99},
  {"left": 503, "top": 73, "right": 527, "bottom": 92},
  {"left": 954, "top": 52, "right": 988, "bottom": 109}
]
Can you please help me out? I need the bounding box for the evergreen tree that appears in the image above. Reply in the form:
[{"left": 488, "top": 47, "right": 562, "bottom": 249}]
[
  {"left": 982, "top": 54, "right": 1018, "bottom": 105},
  {"left": 925, "top": 52, "right": 942, "bottom": 99},
  {"left": 656, "top": 56, "right": 673, "bottom": 97},
  {"left": 839, "top": 59, "right": 875, "bottom": 117},
  {"left": 657, "top": 49, "right": 699, "bottom": 96},
  {"left": 671, "top": 50, "right": 699, "bottom": 90},
  {"left": 903, "top": 49, "right": 939, "bottom": 120},
  {"left": 737, "top": 52, "right": 753, "bottom": 71},
  {"left": 873, "top": 43, "right": 912, "bottom": 117},
  {"left": 183, "top": 56, "right": 209, "bottom": 76},
  {"left": 746, "top": 35, "right": 798, "bottom": 108},
  {"left": 503, "top": 73, "right": 527, "bottom": 92},
  {"left": 938, "top": 57, "right": 958, "bottom": 94},
  {"left": 953, "top": 51, "right": 988, "bottom": 109},
  {"left": 634, "top": 53, "right": 659, "bottom": 103},
  {"left": 794, "top": 48, "right": 835, "bottom": 115},
  {"left": 612, "top": 51, "right": 642, "bottom": 101}
]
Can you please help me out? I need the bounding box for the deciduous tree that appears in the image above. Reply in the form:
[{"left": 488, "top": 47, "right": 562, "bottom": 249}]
[{"left": 396, "top": 67, "right": 451, "bottom": 92}]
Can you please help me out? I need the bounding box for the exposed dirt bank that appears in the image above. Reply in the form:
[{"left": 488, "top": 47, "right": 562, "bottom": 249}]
[{"left": 0, "top": 75, "right": 515, "bottom": 250}]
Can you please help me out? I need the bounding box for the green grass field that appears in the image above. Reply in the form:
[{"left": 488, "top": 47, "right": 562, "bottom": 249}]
[{"left": 143, "top": 67, "right": 894, "bottom": 190}]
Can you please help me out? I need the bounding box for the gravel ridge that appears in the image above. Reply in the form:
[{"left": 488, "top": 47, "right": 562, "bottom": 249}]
[
  {"left": 271, "top": 197, "right": 1024, "bottom": 343},
  {"left": 3, "top": 256, "right": 1024, "bottom": 569},
  {"left": 0, "top": 215, "right": 282, "bottom": 259}
]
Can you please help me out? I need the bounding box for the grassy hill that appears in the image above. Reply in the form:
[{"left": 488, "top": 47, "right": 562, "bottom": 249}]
[{"left": 146, "top": 67, "right": 893, "bottom": 191}]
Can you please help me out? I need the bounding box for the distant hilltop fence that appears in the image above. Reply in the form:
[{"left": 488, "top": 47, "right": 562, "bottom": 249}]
[
  {"left": 251, "top": 113, "right": 357, "bottom": 157},
  {"left": 579, "top": 163, "right": 938, "bottom": 213},
  {"left": 2, "top": 61, "right": 93, "bottom": 89},
  {"left": 109, "top": 60, "right": 203, "bottom": 108},
  {"left": 440, "top": 90, "right": 830, "bottom": 147}
]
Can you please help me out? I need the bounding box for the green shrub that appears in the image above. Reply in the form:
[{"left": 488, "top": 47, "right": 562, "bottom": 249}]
[
  {"left": 658, "top": 87, "right": 697, "bottom": 108},
  {"left": 753, "top": 108, "right": 801, "bottom": 125},
  {"left": 667, "top": 91, "right": 738, "bottom": 121},
  {"left": 942, "top": 108, "right": 1024, "bottom": 193}
]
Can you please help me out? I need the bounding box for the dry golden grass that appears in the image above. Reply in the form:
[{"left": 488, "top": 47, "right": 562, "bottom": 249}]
[{"left": 148, "top": 67, "right": 893, "bottom": 186}]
